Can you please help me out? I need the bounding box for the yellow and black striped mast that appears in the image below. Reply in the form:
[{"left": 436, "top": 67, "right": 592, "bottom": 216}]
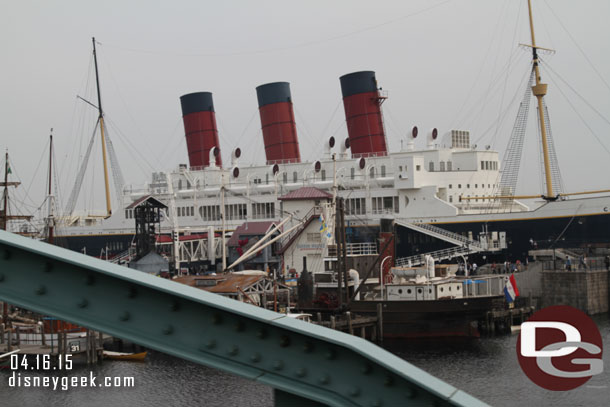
[
  {"left": 92, "top": 37, "right": 112, "bottom": 217},
  {"left": 527, "top": 0, "right": 554, "bottom": 199}
]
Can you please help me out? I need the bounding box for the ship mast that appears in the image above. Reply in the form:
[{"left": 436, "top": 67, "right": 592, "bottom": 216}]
[
  {"left": 92, "top": 37, "right": 113, "bottom": 216},
  {"left": 527, "top": 0, "right": 554, "bottom": 199},
  {"left": 47, "top": 131, "right": 55, "bottom": 244},
  {"left": 2, "top": 151, "right": 7, "bottom": 231}
]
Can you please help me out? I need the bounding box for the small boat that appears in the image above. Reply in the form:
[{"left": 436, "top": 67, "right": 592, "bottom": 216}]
[{"left": 103, "top": 350, "right": 147, "bottom": 361}]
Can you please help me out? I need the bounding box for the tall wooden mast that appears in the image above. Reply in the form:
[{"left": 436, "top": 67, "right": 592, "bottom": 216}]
[
  {"left": 92, "top": 37, "right": 113, "bottom": 216},
  {"left": 47, "top": 131, "right": 55, "bottom": 244},
  {"left": 527, "top": 0, "right": 554, "bottom": 198}
]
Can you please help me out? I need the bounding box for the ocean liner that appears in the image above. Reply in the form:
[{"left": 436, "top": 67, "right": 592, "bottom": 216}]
[{"left": 53, "top": 1, "right": 610, "bottom": 267}]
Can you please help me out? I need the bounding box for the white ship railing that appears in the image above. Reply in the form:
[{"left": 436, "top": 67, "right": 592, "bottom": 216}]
[{"left": 326, "top": 242, "right": 378, "bottom": 257}]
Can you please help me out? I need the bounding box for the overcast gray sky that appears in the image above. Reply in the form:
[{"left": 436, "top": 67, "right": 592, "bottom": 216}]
[{"left": 1, "top": 0, "right": 609, "bottom": 217}]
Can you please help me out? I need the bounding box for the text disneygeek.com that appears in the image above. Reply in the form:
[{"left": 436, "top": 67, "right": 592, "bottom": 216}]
[
  {"left": 8, "top": 371, "right": 135, "bottom": 391},
  {"left": 6, "top": 354, "right": 134, "bottom": 391}
]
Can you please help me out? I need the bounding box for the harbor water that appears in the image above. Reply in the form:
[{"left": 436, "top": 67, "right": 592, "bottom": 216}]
[{"left": 1, "top": 315, "right": 608, "bottom": 407}]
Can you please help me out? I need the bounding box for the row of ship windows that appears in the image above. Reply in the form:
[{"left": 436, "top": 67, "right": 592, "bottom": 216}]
[
  {"left": 481, "top": 161, "right": 498, "bottom": 171},
  {"left": 448, "top": 183, "right": 497, "bottom": 189}
]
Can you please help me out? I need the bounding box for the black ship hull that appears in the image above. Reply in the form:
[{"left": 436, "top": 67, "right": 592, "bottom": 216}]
[
  {"left": 351, "top": 295, "right": 505, "bottom": 338},
  {"left": 396, "top": 212, "right": 610, "bottom": 263}
]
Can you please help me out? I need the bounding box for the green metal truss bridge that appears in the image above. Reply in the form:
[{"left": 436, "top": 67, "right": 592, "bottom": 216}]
[{"left": 0, "top": 230, "right": 488, "bottom": 406}]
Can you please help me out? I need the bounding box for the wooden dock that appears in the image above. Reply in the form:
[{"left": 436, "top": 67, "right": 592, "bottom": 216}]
[
  {"left": 312, "top": 311, "right": 382, "bottom": 344},
  {"left": 479, "top": 305, "right": 535, "bottom": 335}
]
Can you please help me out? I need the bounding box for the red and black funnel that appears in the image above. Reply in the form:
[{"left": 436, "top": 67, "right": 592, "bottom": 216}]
[
  {"left": 339, "top": 71, "right": 388, "bottom": 157},
  {"left": 256, "top": 82, "right": 301, "bottom": 164},
  {"left": 180, "top": 92, "right": 222, "bottom": 168}
]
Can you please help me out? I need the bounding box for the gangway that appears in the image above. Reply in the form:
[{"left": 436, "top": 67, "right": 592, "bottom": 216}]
[
  {"left": 395, "top": 220, "right": 486, "bottom": 250},
  {"left": 0, "top": 230, "right": 487, "bottom": 406},
  {"left": 395, "top": 245, "right": 480, "bottom": 268}
]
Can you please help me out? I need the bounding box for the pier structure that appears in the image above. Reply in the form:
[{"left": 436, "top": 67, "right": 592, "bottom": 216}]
[{"left": 0, "top": 229, "right": 487, "bottom": 407}]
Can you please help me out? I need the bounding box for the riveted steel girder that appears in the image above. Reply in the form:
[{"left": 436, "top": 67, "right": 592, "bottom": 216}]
[{"left": 0, "top": 230, "right": 488, "bottom": 407}]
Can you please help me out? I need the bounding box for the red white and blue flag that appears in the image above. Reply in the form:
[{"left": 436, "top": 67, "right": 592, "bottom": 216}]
[{"left": 504, "top": 274, "right": 520, "bottom": 303}]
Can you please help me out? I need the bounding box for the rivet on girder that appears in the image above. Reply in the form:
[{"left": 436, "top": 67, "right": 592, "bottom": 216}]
[
  {"left": 44, "top": 262, "right": 53, "bottom": 272},
  {"left": 119, "top": 312, "right": 130, "bottom": 321},
  {"left": 272, "top": 360, "right": 284, "bottom": 371},
  {"left": 318, "top": 374, "right": 331, "bottom": 385},
  {"left": 250, "top": 353, "right": 261, "bottom": 363},
  {"left": 348, "top": 387, "right": 361, "bottom": 397},
  {"left": 279, "top": 335, "right": 291, "bottom": 347},
  {"left": 212, "top": 313, "right": 223, "bottom": 325},
  {"left": 3, "top": 249, "right": 11, "bottom": 260},
  {"left": 256, "top": 328, "right": 267, "bottom": 339},
  {"left": 77, "top": 299, "right": 89, "bottom": 308},
  {"left": 200, "top": 339, "right": 216, "bottom": 350},
  {"left": 170, "top": 300, "right": 180, "bottom": 312},
  {"left": 84, "top": 274, "right": 95, "bottom": 286},
  {"left": 162, "top": 325, "right": 174, "bottom": 335},
  {"left": 384, "top": 375, "right": 394, "bottom": 387},
  {"left": 303, "top": 341, "right": 314, "bottom": 353},
  {"left": 35, "top": 285, "right": 47, "bottom": 295},
  {"left": 235, "top": 321, "right": 245, "bottom": 332},
  {"left": 362, "top": 363, "right": 373, "bottom": 375},
  {"left": 128, "top": 286, "right": 137, "bottom": 299},
  {"left": 227, "top": 346, "right": 239, "bottom": 356},
  {"left": 295, "top": 368, "right": 307, "bottom": 378},
  {"left": 325, "top": 348, "right": 336, "bottom": 360}
]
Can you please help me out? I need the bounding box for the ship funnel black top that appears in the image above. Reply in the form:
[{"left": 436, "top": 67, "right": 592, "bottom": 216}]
[
  {"left": 180, "top": 91, "right": 221, "bottom": 168},
  {"left": 256, "top": 82, "right": 292, "bottom": 107},
  {"left": 180, "top": 92, "right": 215, "bottom": 115},
  {"left": 340, "top": 71, "right": 378, "bottom": 98},
  {"left": 255, "top": 81, "right": 301, "bottom": 164}
]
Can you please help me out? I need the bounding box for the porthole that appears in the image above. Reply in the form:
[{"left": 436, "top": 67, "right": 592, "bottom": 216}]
[
  {"left": 398, "top": 289, "right": 403, "bottom": 294},
  {"left": 407, "top": 289, "right": 412, "bottom": 294}
]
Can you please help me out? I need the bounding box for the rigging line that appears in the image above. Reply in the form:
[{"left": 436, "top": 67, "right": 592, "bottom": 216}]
[
  {"left": 17, "top": 142, "right": 49, "bottom": 210},
  {"left": 104, "top": 117, "right": 157, "bottom": 173},
  {"left": 548, "top": 203, "right": 583, "bottom": 249},
  {"left": 540, "top": 57, "right": 610, "bottom": 128},
  {"left": 455, "top": 49, "right": 527, "bottom": 130},
  {"left": 542, "top": 0, "right": 610, "bottom": 94},
  {"left": 544, "top": 68, "right": 610, "bottom": 157},
  {"left": 471, "top": 0, "right": 512, "bottom": 136},
  {"left": 473, "top": 61, "right": 533, "bottom": 145},
  {"left": 293, "top": 106, "right": 323, "bottom": 159},
  {"left": 491, "top": 0, "right": 524, "bottom": 147},
  {"left": 100, "top": 0, "right": 457, "bottom": 58},
  {"left": 158, "top": 118, "right": 187, "bottom": 167},
  {"left": 65, "top": 121, "right": 98, "bottom": 216},
  {"left": 98, "top": 46, "right": 163, "bottom": 169},
  {"left": 450, "top": 0, "right": 518, "bottom": 129},
  {"left": 318, "top": 100, "right": 342, "bottom": 141}
]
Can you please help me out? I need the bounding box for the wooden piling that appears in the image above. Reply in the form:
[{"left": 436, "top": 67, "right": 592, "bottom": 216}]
[
  {"left": 346, "top": 312, "right": 354, "bottom": 335},
  {"left": 376, "top": 303, "right": 383, "bottom": 345},
  {"left": 330, "top": 316, "right": 336, "bottom": 330}
]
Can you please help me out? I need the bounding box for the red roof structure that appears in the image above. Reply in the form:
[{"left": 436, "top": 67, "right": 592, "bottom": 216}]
[
  {"left": 227, "top": 221, "right": 278, "bottom": 247},
  {"left": 278, "top": 187, "right": 332, "bottom": 201}
]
